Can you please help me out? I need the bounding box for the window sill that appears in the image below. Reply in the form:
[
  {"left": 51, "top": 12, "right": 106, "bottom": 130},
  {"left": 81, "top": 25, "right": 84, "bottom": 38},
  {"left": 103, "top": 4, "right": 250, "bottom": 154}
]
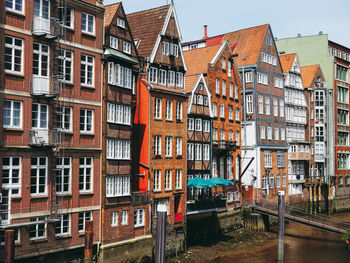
[
  {"left": 4, "top": 127, "right": 23, "bottom": 132},
  {"left": 165, "top": 189, "right": 172, "bottom": 192},
  {"left": 154, "top": 190, "right": 162, "bottom": 193},
  {"left": 5, "top": 9, "right": 25, "bottom": 17},
  {"left": 61, "top": 25, "right": 75, "bottom": 33},
  {"left": 58, "top": 130, "right": 73, "bottom": 135},
  {"left": 30, "top": 238, "right": 48, "bottom": 244},
  {"left": 80, "top": 132, "right": 94, "bottom": 136},
  {"left": 154, "top": 155, "right": 162, "bottom": 159},
  {"left": 166, "top": 119, "right": 173, "bottom": 122},
  {"left": 154, "top": 118, "right": 162, "bottom": 121},
  {"left": 176, "top": 119, "right": 183, "bottom": 123},
  {"left": 30, "top": 195, "right": 48, "bottom": 199},
  {"left": 55, "top": 234, "right": 72, "bottom": 240},
  {"left": 134, "top": 225, "right": 145, "bottom": 229},
  {"left": 82, "top": 31, "right": 96, "bottom": 38},
  {"left": 11, "top": 196, "right": 22, "bottom": 201},
  {"left": 176, "top": 155, "right": 183, "bottom": 159},
  {"left": 56, "top": 194, "right": 72, "bottom": 198},
  {"left": 81, "top": 85, "right": 95, "bottom": 90},
  {"left": 79, "top": 191, "right": 94, "bottom": 196},
  {"left": 5, "top": 71, "right": 25, "bottom": 78},
  {"left": 165, "top": 156, "right": 173, "bottom": 159}
]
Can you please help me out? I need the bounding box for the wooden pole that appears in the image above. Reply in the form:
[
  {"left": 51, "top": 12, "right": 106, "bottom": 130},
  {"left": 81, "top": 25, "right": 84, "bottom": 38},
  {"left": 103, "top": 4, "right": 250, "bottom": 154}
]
[
  {"left": 155, "top": 204, "right": 167, "bottom": 263},
  {"left": 4, "top": 229, "right": 15, "bottom": 263},
  {"left": 277, "top": 191, "right": 285, "bottom": 263},
  {"left": 84, "top": 220, "right": 93, "bottom": 263}
]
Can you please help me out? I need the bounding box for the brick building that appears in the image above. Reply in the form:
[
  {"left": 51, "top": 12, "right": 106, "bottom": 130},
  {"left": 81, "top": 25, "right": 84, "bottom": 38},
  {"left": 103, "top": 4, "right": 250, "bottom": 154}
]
[
  {"left": 99, "top": 2, "right": 151, "bottom": 259},
  {"left": 1, "top": 0, "right": 103, "bottom": 260},
  {"left": 127, "top": 4, "right": 188, "bottom": 254},
  {"left": 183, "top": 41, "right": 242, "bottom": 204}
]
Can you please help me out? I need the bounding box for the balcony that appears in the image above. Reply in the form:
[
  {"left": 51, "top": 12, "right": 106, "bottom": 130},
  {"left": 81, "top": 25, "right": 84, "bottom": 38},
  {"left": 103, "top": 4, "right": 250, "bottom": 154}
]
[
  {"left": 305, "top": 177, "right": 325, "bottom": 186},
  {"left": 213, "top": 140, "right": 237, "bottom": 152},
  {"left": 30, "top": 76, "right": 62, "bottom": 97},
  {"left": 28, "top": 129, "right": 61, "bottom": 147},
  {"left": 32, "top": 16, "right": 61, "bottom": 38},
  {"left": 289, "top": 151, "right": 311, "bottom": 161},
  {"left": 131, "top": 191, "right": 150, "bottom": 206}
]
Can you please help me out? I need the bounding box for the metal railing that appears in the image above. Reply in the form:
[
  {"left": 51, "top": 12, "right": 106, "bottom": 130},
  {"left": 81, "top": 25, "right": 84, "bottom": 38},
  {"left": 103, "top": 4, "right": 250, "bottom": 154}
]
[
  {"left": 29, "top": 76, "right": 62, "bottom": 97},
  {"left": 130, "top": 191, "right": 150, "bottom": 205},
  {"left": 28, "top": 129, "right": 62, "bottom": 146}
]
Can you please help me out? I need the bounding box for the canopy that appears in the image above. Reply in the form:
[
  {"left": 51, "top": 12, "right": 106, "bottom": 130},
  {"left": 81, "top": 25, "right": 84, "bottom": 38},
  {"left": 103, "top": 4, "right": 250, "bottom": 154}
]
[
  {"left": 187, "top": 177, "right": 216, "bottom": 188},
  {"left": 209, "top": 177, "right": 235, "bottom": 186}
]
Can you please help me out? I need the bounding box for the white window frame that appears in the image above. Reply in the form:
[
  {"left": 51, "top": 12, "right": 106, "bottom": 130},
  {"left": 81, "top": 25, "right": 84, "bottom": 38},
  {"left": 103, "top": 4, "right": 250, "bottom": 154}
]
[
  {"left": 195, "top": 144, "right": 202, "bottom": 161},
  {"left": 33, "top": 42, "right": 49, "bottom": 77},
  {"left": 117, "top": 17, "right": 126, "bottom": 28},
  {"left": 59, "top": 6, "right": 74, "bottom": 29},
  {"left": 188, "top": 118, "right": 194, "bottom": 131},
  {"left": 79, "top": 157, "right": 93, "bottom": 193},
  {"left": 110, "top": 36, "right": 118, "bottom": 49},
  {"left": 260, "top": 126, "right": 266, "bottom": 139},
  {"left": 121, "top": 211, "right": 128, "bottom": 225},
  {"left": 176, "top": 72, "right": 184, "bottom": 88},
  {"left": 216, "top": 78, "right": 220, "bottom": 94},
  {"left": 78, "top": 211, "right": 92, "bottom": 232},
  {"left": 258, "top": 96, "right": 264, "bottom": 114},
  {"left": 166, "top": 100, "right": 172, "bottom": 121},
  {"left": 267, "top": 127, "right": 272, "bottom": 140},
  {"left": 123, "top": 41, "right": 132, "bottom": 54},
  {"left": 176, "top": 102, "right": 183, "bottom": 121},
  {"left": 187, "top": 143, "right": 194, "bottom": 160},
  {"left": 175, "top": 169, "right": 182, "bottom": 189},
  {"left": 6, "top": 0, "right": 24, "bottom": 14},
  {"left": 134, "top": 209, "right": 145, "bottom": 228},
  {"left": 279, "top": 100, "right": 284, "bottom": 118},
  {"left": 81, "top": 54, "right": 94, "bottom": 87},
  {"left": 106, "top": 176, "right": 130, "bottom": 197},
  {"left": 264, "top": 150, "right": 272, "bottom": 168},
  {"left": 81, "top": 12, "right": 95, "bottom": 35},
  {"left": 245, "top": 72, "right": 252, "bottom": 83},
  {"left": 203, "top": 144, "right": 210, "bottom": 161},
  {"left": 56, "top": 157, "right": 72, "bottom": 195},
  {"left": 165, "top": 136, "right": 172, "bottom": 157},
  {"left": 57, "top": 106, "right": 72, "bottom": 132},
  {"left": 165, "top": 170, "right": 172, "bottom": 190},
  {"left": 220, "top": 104, "right": 225, "bottom": 118},
  {"left": 154, "top": 136, "right": 161, "bottom": 155},
  {"left": 55, "top": 214, "right": 70, "bottom": 236},
  {"left": 275, "top": 128, "right": 279, "bottom": 141},
  {"left": 32, "top": 103, "right": 48, "bottom": 129},
  {"left": 229, "top": 83, "right": 233, "bottom": 98},
  {"left": 265, "top": 97, "right": 270, "bottom": 115},
  {"left": 29, "top": 217, "right": 47, "bottom": 240},
  {"left": 5, "top": 35, "right": 23, "bottom": 74},
  {"left": 154, "top": 170, "right": 161, "bottom": 191},
  {"left": 273, "top": 99, "right": 278, "bottom": 117},
  {"left": 111, "top": 212, "right": 118, "bottom": 227},
  {"left": 195, "top": 118, "right": 202, "bottom": 131},
  {"left": 159, "top": 69, "right": 167, "bottom": 85},
  {"left": 2, "top": 157, "right": 22, "bottom": 198},
  {"left": 58, "top": 49, "right": 73, "bottom": 83},
  {"left": 176, "top": 137, "right": 182, "bottom": 155},
  {"left": 246, "top": 95, "right": 253, "bottom": 114},
  {"left": 4, "top": 100, "right": 22, "bottom": 129},
  {"left": 168, "top": 71, "right": 175, "bottom": 86},
  {"left": 30, "top": 157, "right": 47, "bottom": 196},
  {"left": 155, "top": 98, "right": 162, "bottom": 119},
  {"left": 203, "top": 120, "right": 210, "bottom": 132},
  {"left": 80, "top": 108, "right": 94, "bottom": 134}
]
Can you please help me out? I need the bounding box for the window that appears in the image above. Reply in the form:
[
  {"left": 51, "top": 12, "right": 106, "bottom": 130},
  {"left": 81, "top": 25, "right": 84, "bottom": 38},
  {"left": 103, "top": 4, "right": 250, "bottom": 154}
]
[
  {"left": 80, "top": 109, "right": 93, "bottom": 133},
  {"left": 246, "top": 95, "right": 253, "bottom": 114},
  {"left": 227, "top": 157, "right": 233, "bottom": 180},
  {"left": 155, "top": 98, "right": 162, "bottom": 119},
  {"left": 107, "top": 103, "right": 131, "bottom": 125},
  {"left": 258, "top": 96, "right": 264, "bottom": 114},
  {"left": 275, "top": 78, "right": 283, "bottom": 89},
  {"left": 58, "top": 49, "right": 73, "bottom": 83},
  {"left": 31, "top": 157, "right": 47, "bottom": 195},
  {"left": 222, "top": 80, "right": 226, "bottom": 96},
  {"left": 236, "top": 131, "right": 240, "bottom": 146},
  {"left": 338, "top": 176, "right": 344, "bottom": 186},
  {"left": 235, "top": 108, "right": 240, "bottom": 121},
  {"left": 111, "top": 212, "right": 118, "bottom": 227},
  {"left": 203, "top": 144, "right": 210, "bottom": 161},
  {"left": 279, "top": 100, "right": 284, "bottom": 118},
  {"left": 29, "top": 217, "right": 46, "bottom": 240},
  {"left": 149, "top": 67, "right": 158, "bottom": 83},
  {"left": 277, "top": 151, "right": 284, "bottom": 167},
  {"left": 229, "top": 130, "right": 233, "bottom": 141},
  {"left": 134, "top": 209, "right": 145, "bottom": 227},
  {"left": 213, "top": 128, "right": 217, "bottom": 141},
  {"left": 56, "top": 157, "right": 71, "bottom": 194},
  {"left": 267, "top": 127, "right": 272, "bottom": 140},
  {"left": 220, "top": 104, "right": 225, "bottom": 118},
  {"left": 123, "top": 41, "right": 132, "bottom": 54},
  {"left": 107, "top": 62, "right": 132, "bottom": 89},
  {"left": 106, "top": 176, "right": 130, "bottom": 197},
  {"left": 216, "top": 78, "right": 220, "bottom": 94},
  {"left": 81, "top": 54, "right": 94, "bottom": 86},
  {"left": 257, "top": 73, "right": 268, "bottom": 85},
  {"left": 106, "top": 139, "right": 131, "bottom": 159},
  {"left": 229, "top": 83, "right": 234, "bottom": 98},
  {"left": 78, "top": 211, "right": 92, "bottom": 232},
  {"left": 176, "top": 72, "right": 184, "bottom": 87},
  {"left": 212, "top": 157, "right": 217, "bottom": 177},
  {"left": 265, "top": 97, "right": 270, "bottom": 115},
  {"left": 235, "top": 85, "right": 239, "bottom": 100},
  {"left": 338, "top": 132, "right": 349, "bottom": 146},
  {"left": 176, "top": 137, "right": 182, "bottom": 155},
  {"left": 2, "top": 157, "right": 21, "bottom": 198},
  {"left": 245, "top": 72, "right": 252, "bottom": 83},
  {"left": 166, "top": 100, "right": 172, "bottom": 121},
  {"left": 195, "top": 144, "right": 202, "bottom": 160},
  {"left": 162, "top": 41, "right": 169, "bottom": 55},
  {"left": 273, "top": 99, "right": 278, "bottom": 116},
  {"left": 59, "top": 6, "right": 74, "bottom": 28},
  {"left": 222, "top": 57, "right": 226, "bottom": 70},
  {"left": 188, "top": 118, "right": 194, "bottom": 130},
  {"left": 229, "top": 106, "right": 233, "bottom": 120},
  {"left": 276, "top": 174, "right": 280, "bottom": 188},
  {"left": 165, "top": 170, "right": 172, "bottom": 190},
  {"left": 262, "top": 175, "right": 267, "bottom": 191},
  {"left": 337, "top": 154, "right": 349, "bottom": 169},
  {"left": 168, "top": 71, "right": 175, "bottom": 86},
  {"left": 336, "top": 65, "right": 347, "bottom": 82},
  {"left": 79, "top": 157, "right": 93, "bottom": 193},
  {"left": 204, "top": 96, "right": 208, "bottom": 106},
  {"left": 4, "top": 100, "right": 22, "bottom": 128},
  {"left": 165, "top": 136, "right": 172, "bottom": 157},
  {"left": 32, "top": 103, "right": 48, "bottom": 129},
  {"left": 221, "top": 129, "right": 225, "bottom": 141},
  {"left": 117, "top": 17, "right": 126, "bottom": 28},
  {"left": 154, "top": 136, "right": 161, "bottom": 155},
  {"left": 275, "top": 128, "right": 279, "bottom": 141},
  {"left": 281, "top": 128, "right": 285, "bottom": 141},
  {"left": 57, "top": 106, "right": 72, "bottom": 132},
  {"left": 203, "top": 120, "right": 210, "bottom": 132},
  {"left": 110, "top": 36, "right": 118, "bottom": 49},
  {"left": 154, "top": 170, "right": 161, "bottom": 191},
  {"left": 158, "top": 69, "right": 167, "bottom": 85},
  {"left": 187, "top": 143, "right": 194, "bottom": 160},
  {"left": 6, "top": 0, "right": 24, "bottom": 13},
  {"left": 337, "top": 86, "right": 349, "bottom": 103},
  {"left": 213, "top": 103, "right": 217, "bottom": 117},
  {"left": 260, "top": 126, "right": 266, "bottom": 139},
  {"left": 176, "top": 102, "right": 183, "bottom": 121},
  {"left": 121, "top": 211, "right": 128, "bottom": 225},
  {"left": 269, "top": 174, "right": 274, "bottom": 188},
  {"left": 264, "top": 150, "right": 272, "bottom": 168},
  {"left": 56, "top": 214, "right": 70, "bottom": 236},
  {"left": 5, "top": 35, "right": 23, "bottom": 74},
  {"left": 228, "top": 61, "right": 232, "bottom": 77},
  {"left": 282, "top": 174, "right": 286, "bottom": 187},
  {"left": 81, "top": 12, "right": 95, "bottom": 35},
  {"left": 175, "top": 169, "right": 182, "bottom": 189},
  {"left": 197, "top": 95, "right": 203, "bottom": 106},
  {"left": 266, "top": 37, "right": 272, "bottom": 46},
  {"left": 33, "top": 42, "right": 49, "bottom": 77}
]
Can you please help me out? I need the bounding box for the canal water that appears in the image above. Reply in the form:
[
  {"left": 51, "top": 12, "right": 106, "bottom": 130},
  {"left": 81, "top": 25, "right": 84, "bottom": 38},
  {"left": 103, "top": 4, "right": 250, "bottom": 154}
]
[{"left": 211, "top": 213, "right": 350, "bottom": 263}]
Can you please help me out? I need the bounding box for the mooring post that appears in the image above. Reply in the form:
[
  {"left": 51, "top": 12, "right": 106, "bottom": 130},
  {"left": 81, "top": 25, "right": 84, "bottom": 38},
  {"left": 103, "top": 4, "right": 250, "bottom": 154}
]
[
  {"left": 4, "top": 229, "right": 15, "bottom": 263},
  {"left": 277, "top": 190, "right": 285, "bottom": 263},
  {"left": 155, "top": 204, "right": 167, "bottom": 263},
  {"left": 84, "top": 220, "right": 93, "bottom": 263}
]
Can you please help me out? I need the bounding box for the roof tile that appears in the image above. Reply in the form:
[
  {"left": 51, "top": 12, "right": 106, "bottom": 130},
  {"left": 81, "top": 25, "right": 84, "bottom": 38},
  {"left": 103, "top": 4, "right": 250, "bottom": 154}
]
[
  {"left": 104, "top": 2, "right": 121, "bottom": 31},
  {"left": 300, "top": 65, "right": 320, "bottom": 88},
  {"left": 279, "top": 53, "right": 296, "bottom": 73}
]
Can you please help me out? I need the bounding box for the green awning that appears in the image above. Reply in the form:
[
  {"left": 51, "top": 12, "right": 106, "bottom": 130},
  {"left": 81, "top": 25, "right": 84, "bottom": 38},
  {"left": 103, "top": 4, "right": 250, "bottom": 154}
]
[
  {"left": 104, "top": 47, "right": 138, "bottom": 65},
  {"left": 187, "top": 177, "right": 216, "bottom": 188},
  {"left": 209, "top": 177, "right": 235, "bottom": 186}
]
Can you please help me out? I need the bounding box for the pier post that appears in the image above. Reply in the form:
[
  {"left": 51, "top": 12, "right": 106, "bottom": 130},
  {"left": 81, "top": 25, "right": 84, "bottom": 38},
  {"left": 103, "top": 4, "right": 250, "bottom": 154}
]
[
  {"left": 155, "top": 204, "right": 167, "bottom": 263},
  {"left": 309, "top": 186, "right": 312, "bottom": 212},
  {"left": 4, "top": 229, "right": 15, "bottom": 263},
  {"left": 84, "top": 220, "right": 93, "bottom": 263},
  {"left": 277, "top": 191, "right": 285, "bottom": 263},
  {"left": 318, "top": 185, "right": 322, "bottom": 213}
]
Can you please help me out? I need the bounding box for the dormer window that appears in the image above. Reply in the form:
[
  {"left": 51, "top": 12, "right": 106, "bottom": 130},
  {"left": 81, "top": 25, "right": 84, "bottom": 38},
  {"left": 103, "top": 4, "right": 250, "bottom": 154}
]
[
  {"left": 149, "top": 67, "right": 158, "bottom": 84},
  {"left": 117, "top": 18, "right": 126, "bottom": 28},
  {"left": 123, "top": 41, "right": 131, "bottom": 54},
  {"left": 162, "top": 41, "right": 169, "bottom": 55},
  {"left": 162, "top": 41, "right": 179, "bottom": 57},
  {"left": 176, "top": 72, "right": 183, "bottom": 88},
  {"left": 110, "top": 36, "right": 118, "bottom": 49}
]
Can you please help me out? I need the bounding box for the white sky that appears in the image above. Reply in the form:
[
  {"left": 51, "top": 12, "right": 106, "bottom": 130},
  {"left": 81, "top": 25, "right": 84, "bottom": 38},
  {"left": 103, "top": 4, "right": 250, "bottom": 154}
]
[{"left": 104, "top": 0, "right": 350, "bottom": 47}]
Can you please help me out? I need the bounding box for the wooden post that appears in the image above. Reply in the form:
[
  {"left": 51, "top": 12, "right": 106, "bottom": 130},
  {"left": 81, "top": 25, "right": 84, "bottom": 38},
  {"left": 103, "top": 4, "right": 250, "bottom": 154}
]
[
  {"left": 155, "top": 204, "right": 167, "bottom": 263},
  {"left": 277, "top": 191, "right": 285, "bottom": 263},
  {"left": 309, "top": 186, "right": 312, "bottom": 212},
  {"left": 4, "top": 229, "right": 15, "bottom": 263},
  {"left": 84, "top": 220, "right": 93, "bottom": 263}
]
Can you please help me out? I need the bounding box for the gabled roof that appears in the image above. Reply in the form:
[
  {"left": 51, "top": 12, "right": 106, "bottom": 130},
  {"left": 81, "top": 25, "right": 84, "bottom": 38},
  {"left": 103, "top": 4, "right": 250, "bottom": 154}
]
[
  {"left": 221, "top": 24, "right": 270, "bottom": 66},
  {"left": 104, "top": 2, "right": 121, "bottom": 31},
  {"left": 183, "top": 44, "right": 222, "bottom": 76},
  {"left": 279, "top": 53, "right": 296, "bottom": 73},
  {"left": 126, "top": 5, "right": 170, "bottom": 58},
  {"left": 185, "top": 74, "right": 201, "bottom": 93},
  {"left": 300, "top": 65, "right": 320, "bottom": 88}
]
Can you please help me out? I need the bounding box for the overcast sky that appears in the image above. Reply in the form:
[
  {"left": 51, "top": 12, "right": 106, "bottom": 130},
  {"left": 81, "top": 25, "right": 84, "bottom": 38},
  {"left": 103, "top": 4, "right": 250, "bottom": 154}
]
[{"left": 104, "top": 0, "right": 350, "bottom": 47}]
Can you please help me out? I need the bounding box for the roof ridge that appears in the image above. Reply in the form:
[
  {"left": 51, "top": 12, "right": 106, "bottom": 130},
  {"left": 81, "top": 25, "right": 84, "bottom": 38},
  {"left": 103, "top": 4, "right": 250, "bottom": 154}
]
[
  {"left": 104, "top": 2, "right": 121, "bottom": 8},
  {"left": 127, "top": 4, "right": 170, "bottom": 16}
]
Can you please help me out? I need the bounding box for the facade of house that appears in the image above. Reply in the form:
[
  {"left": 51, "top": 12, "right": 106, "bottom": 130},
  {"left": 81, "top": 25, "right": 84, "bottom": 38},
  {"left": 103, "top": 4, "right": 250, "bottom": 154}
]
[
  {"left": 127, "top": 4, "right": 188, "bottom": 253},
  {"left": 279, "top": 54, "right": 309, "bottom": 199},
  {"left": 1, "top": 0, "right": 103, "bottom": 260},
  {"left": 183, "top": 41, "right": 242, "bottom": 204},
  {"left": 100, "top": 2, "right": 151, "bottom": 257}
]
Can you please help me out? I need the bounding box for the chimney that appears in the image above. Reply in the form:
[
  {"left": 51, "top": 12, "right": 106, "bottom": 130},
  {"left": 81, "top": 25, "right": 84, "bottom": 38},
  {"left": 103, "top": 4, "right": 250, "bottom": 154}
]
[{"left": 203, "top": 25, "right": 208, "bottom": 39}]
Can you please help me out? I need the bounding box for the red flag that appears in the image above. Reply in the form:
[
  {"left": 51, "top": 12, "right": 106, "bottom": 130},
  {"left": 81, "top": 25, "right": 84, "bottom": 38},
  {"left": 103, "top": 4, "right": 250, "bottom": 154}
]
[{"left": 231, "top": 41, "right": 238, "bottom": 52}]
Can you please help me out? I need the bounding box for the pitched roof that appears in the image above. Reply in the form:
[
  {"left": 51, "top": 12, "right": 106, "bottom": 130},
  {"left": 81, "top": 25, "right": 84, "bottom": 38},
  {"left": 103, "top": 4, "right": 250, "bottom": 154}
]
[
  {"left": 126, "top": 5, "right": 170, "bottom": 58},
  {"left": 279, "top": 53, "right": 296, "bottom": 73},
  {"left": 185, "top": 74, "right": 201, "bottom": 93},
  {"left": 221, "top": 24, "right": 269, "bottom": 66},
  {"left": 104, "top": 2, "right": 121, "bottom": 31},
  {"left": 183, "top": 44, "right": 222, "bottom": 76},
  {"left": 300, "top": 65, "right": 320, "bottom": 88}
]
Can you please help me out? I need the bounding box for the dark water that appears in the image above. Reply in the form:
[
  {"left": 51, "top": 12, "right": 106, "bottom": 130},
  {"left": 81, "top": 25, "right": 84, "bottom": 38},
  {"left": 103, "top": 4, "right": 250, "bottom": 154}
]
[{"left": 211, "top": 213, "right": 350, "bottom": 263}]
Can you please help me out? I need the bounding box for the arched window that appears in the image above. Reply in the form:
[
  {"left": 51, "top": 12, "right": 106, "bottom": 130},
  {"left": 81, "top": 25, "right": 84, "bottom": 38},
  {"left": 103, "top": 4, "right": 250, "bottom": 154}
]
[
  {"left": 338, "top": 175, "right": 344, "bottom": 186},
  {"left": 345, "top": 175, "right": 350, "bottom": 186}
]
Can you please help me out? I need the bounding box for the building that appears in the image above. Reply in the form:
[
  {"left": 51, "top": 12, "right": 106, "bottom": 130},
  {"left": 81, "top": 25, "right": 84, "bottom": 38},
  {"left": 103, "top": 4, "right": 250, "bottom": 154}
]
[
  {"left": 183, "top": 41, "right": 242, "bottom": 205},
  {"left": 276, "top": 34, "right": 350, "bottom": 206},
  {"left": 301, "top": 64, "right": 330, "bottom": 208},
  {"left": 127, "top": 4, "right": 188, "bottom": 254},
  {"left": 279, "top": 53, "right": 309, "bottom": 201},
  {"left": 184, "top": 24, "right": 289, "bottom": 202},
  {"left": 1, "top": 0, "right": 103, "bottom": 260},
  {"left": 99, "top": 2, "right": 151, "bottom": 260}
]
